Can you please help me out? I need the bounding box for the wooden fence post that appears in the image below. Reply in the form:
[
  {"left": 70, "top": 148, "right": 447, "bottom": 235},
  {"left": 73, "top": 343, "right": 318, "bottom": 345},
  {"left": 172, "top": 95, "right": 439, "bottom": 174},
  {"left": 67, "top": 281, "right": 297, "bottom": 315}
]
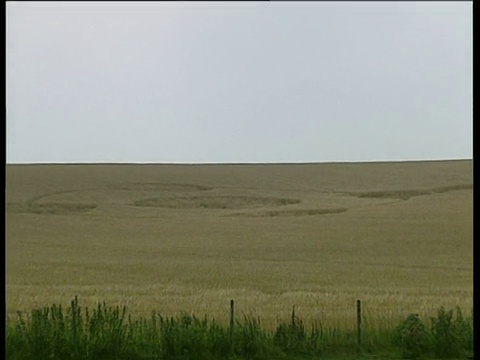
[
  {"left": 291, "top": 305, "right": 296, "bottom": 328},
  {"left": 229, "top": 299, "right": 235, "bottom": 352},
  {"left": 357, "top": 299, "right": 362, "bottom": 351}
]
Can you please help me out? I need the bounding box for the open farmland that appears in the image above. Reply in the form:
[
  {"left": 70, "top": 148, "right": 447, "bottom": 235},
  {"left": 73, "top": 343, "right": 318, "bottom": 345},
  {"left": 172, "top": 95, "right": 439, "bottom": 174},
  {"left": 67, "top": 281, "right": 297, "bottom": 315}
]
[{"left": 5, "top": 160, "right": 473, "bottom": 330}]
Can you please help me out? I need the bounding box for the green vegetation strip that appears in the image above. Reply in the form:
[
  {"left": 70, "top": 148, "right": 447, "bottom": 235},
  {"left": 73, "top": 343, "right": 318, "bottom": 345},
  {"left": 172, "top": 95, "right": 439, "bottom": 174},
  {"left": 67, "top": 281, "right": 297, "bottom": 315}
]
[{"left": 6, "top": 298, "right": 473, "bottom": 360}]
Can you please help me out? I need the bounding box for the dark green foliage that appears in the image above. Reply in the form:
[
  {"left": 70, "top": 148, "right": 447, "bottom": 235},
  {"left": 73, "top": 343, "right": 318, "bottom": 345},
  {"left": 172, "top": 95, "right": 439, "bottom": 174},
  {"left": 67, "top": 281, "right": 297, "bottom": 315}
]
[
  {"left": 6, "top": 299, "right": 475, "bottom": 360},
  {"left": 394, "top": 313, "right": 431, "bottom": 359},
  {"left": 273, "top": 307, "right": 307, "bottom": 354},
  {"left": 430, "top": 306, "right": 473, "bottom": 359},
  {"left": 431, "top": 307, "right": 456, "bottom": 358},
  {"left": 392, "top": 308, "right": 474, "bottom": 359},
  {"left": 452, "top": 307, "right": 474, "bottom": 353},
  {"left": 234, "top": 317, "right": 274, "bottom": 359},
  {"left": 155, "top": 313, "right": 229, "bottom": 359}
]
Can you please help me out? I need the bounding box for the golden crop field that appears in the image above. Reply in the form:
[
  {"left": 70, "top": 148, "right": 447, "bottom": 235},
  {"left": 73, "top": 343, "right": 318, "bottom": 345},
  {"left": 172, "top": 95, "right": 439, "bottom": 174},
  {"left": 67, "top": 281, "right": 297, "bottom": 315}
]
[{"left": 5, "top": 160, "right": 473, "bottom": 330}]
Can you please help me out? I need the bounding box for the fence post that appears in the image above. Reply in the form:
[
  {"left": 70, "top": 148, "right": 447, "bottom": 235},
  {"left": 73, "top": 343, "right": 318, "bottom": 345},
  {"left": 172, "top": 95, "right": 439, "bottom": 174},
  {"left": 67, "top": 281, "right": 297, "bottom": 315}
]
[
  {"left": 229, "top": 299, "right": 235, "bottom": 352},
  {"left": 357, "top": 299, "right": 362, "bottom": 351},
  {"left": 291, "top": 305, "right": 296, "bottom": 328}
]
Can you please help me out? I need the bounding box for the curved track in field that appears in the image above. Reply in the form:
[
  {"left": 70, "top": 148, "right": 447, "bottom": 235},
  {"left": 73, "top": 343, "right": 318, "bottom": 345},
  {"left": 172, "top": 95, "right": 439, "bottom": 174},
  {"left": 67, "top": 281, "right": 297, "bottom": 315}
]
[{"left": 13, "top": 181, "right": 472, "bottom": 218}]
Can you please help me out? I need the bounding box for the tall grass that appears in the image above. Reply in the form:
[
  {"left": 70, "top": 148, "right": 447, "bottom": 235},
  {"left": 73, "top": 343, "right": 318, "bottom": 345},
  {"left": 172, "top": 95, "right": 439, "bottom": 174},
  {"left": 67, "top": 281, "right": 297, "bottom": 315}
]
[{"left": 6, "top": 297, "right": 473, "bottom": 360}]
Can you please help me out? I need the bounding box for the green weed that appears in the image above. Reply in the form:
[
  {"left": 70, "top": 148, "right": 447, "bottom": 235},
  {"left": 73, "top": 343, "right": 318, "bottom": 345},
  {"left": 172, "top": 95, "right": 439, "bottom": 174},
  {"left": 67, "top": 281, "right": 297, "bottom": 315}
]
[{"left": 5, "top": 298, "right": 474, "bottom": 360}]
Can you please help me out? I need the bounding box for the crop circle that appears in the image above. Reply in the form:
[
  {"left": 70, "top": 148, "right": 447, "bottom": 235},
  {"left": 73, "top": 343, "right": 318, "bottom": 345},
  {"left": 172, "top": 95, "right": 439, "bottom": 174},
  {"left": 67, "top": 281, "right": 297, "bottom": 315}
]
[{"left": 134, "top": 195, "right": 300, "bottom": 209}]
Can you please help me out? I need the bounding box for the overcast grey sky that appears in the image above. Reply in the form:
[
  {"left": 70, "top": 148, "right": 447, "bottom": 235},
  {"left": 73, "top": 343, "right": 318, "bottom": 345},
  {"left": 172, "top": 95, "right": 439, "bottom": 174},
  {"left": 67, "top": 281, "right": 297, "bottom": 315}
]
[{"left": 6, "top": 1, "right": 472, "bottom": 164}]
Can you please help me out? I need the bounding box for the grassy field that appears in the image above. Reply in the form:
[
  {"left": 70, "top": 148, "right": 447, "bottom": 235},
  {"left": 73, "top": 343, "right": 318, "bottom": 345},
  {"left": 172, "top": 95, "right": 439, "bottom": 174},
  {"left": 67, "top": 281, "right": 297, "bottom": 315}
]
[{"left": 6, "top": 160, "right": 473, "bottom": 331}]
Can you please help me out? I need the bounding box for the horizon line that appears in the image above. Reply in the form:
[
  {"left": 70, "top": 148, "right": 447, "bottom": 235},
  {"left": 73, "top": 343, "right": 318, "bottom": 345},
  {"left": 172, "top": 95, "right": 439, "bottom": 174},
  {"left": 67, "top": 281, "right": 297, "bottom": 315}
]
[{"left": 5, "top": 158, "right": 473, "bottom": 166}]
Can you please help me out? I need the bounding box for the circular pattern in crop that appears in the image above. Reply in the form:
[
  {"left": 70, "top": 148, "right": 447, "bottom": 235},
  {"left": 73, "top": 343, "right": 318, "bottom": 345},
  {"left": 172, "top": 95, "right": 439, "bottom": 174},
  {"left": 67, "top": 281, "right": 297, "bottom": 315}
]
[
  {"left": 24, "top": 203, "right": 97, "bottom": 215},
  {"left": 134, "top": 195, "right": 301, "bottom": 209}
]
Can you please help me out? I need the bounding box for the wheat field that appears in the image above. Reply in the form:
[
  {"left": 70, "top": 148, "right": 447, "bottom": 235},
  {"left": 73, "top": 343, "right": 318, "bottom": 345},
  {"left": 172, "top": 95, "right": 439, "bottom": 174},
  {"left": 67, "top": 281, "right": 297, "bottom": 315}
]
[{"left": 5, "top": 160, "right": 473, "bottom": 330}]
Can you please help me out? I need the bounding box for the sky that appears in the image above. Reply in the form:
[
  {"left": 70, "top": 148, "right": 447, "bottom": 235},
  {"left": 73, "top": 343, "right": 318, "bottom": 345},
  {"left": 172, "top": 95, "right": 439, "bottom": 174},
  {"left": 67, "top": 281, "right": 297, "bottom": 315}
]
[{"left": 6, "top": 1, "right": 472, "bottom": 164}]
